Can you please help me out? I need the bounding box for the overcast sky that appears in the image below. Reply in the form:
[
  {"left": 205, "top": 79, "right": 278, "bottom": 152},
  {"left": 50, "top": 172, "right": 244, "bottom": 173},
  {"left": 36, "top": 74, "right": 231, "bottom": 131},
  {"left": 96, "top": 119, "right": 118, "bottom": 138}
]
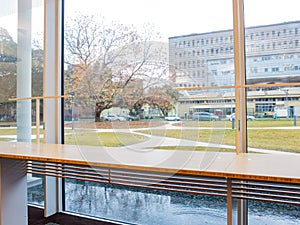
[
  {"left": 0, "top": 0, "right": 300, "bottom": 42},
  {"left": 65, "top": 0, "right": 300, "bottom": 41}
]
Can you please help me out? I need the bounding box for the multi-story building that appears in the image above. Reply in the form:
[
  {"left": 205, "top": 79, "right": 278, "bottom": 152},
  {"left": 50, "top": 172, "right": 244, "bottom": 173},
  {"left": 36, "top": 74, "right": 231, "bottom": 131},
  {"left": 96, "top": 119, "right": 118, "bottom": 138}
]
[
  {"left": 169, "top": 28, "right": 234, "bottom": 88},
  {"left": 169, "top": 21, "right": 300, "bottom": 117}
]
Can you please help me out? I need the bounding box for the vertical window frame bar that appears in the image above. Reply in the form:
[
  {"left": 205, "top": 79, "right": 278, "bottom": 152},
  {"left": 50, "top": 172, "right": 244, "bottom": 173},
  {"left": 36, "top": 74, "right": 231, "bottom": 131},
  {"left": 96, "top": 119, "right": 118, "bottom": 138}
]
[
  {"left": 233, "top": 0, "right": 247, "bottom": 154},
  {"left": 232, "top": 0, "right": 248, "bottom": 224}
]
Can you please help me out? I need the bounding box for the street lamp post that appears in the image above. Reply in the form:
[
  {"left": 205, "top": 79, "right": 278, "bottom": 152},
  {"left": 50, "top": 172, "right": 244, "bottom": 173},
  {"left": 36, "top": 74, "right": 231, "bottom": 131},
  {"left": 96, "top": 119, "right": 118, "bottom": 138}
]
[
  {"left": 284, "top": 89, "right": 289, "bottom": 119},
  {"left": 71, "top": 94, "right": 75, "bottom": 130}
]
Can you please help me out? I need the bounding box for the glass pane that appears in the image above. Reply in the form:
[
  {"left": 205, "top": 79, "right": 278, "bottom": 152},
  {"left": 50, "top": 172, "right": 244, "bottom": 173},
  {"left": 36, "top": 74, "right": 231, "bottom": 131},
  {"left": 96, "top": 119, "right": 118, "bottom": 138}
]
[
  {"left": 65, "top": 179, "right": 227, "bottom": 225},
  {"left": 63, "top": 0, "right": 234, "bottom": 222},
  {"left": 63, "top": 0, "right": 233, "bottom": 146},
  {"left": 244, "top": 0, "right": 300, "bottom": 84},
  {"left": 247, "top": 86, "right": 300, "bottom": 153},
  {"left": 27, "top": 175, "right": 44, "bottom": 206},
  {"left": 178, "top": 88, "right": 236, "bottom": 152},
  {"left": 248, "top": 201, "right": 300, "bottom": 225},
  {"left": 244, "top": 0, "right": 300, "bottom": 154},
  {"left": 0, "top": 1, "right": 17, "bottom": 140}
]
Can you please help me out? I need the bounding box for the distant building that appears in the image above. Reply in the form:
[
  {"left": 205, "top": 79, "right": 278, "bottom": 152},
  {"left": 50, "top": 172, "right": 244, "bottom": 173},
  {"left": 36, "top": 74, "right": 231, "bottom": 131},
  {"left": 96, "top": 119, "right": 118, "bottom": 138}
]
[
  {"left": 169, "top": 21, "right": 300, "bottom": 117},
  {"left": 169, "top": 21, "right": 300, "bottom": 88}
]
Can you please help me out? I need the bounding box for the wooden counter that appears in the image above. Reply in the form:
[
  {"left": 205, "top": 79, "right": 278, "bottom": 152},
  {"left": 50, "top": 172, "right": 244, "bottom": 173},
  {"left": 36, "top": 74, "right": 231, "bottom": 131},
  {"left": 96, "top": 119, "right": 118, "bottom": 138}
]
[
  {"left": 1, "top": 141, "right": 300, "bottom": 225},
  {"left": 1, "top": 141, "right": 300, "bottom": 184}
]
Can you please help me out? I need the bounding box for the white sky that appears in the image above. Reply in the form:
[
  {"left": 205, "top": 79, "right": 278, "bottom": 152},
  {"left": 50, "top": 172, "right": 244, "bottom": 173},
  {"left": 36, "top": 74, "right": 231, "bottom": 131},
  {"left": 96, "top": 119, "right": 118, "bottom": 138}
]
[
  {"left": 0, "top": 0, "right": 300, "bottom": 42},
  {"left": 65, "top": 0, "right": 300, "bottom": 41}
]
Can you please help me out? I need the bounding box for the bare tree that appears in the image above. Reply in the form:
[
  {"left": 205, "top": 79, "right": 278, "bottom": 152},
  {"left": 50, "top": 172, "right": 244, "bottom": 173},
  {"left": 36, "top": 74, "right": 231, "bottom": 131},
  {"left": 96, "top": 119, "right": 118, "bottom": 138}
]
[{"left": 64, "top": 13, "right": 166, "bottom": 122}]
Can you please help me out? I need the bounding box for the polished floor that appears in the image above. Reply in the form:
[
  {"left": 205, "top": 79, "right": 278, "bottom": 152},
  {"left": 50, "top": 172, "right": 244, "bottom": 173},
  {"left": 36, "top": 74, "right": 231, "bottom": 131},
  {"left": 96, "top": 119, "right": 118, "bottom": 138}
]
[{"left": 28, "top": 206, "right": 116, "bottom": 225}]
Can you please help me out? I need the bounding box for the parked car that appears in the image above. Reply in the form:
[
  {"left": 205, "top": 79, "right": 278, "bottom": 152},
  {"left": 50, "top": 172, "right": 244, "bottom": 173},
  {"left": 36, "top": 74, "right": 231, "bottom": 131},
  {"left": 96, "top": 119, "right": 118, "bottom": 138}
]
[
  {"left": 165, "top": 115, "right": 181, "bottom": 121},
  {"left": 192, "top": 112, "right": 219, "bottom": 121},
  {"left": 118, "top": 114, "right": 140, "bottom": 121},
  {"left": 103, "top": 114, "right": 126, "bottom": 121},
  {"left": 227, "top": 113, "right": 256, "bottom": 121}
]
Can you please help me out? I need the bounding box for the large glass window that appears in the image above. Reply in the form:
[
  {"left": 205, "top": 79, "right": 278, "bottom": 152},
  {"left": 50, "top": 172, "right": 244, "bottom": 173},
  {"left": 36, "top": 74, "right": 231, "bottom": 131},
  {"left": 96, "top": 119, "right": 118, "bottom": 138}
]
[
  {"left": 244, "top": 0, "right": 300, "bottom": 152},
  {"left": 63, "top": 0, "right": 236, "bottom": 223},
  {"left": 2, "top": 0, "right": 295, "bottom": 223},
  {"left": 0, "top": 1, "right": 18, "bottom": 141},
  {"left": 244, "top": 1, "right": 300, "bottom": 223},
  {"left": 1, "top": 0, "right": 300, "bottom": 224}
]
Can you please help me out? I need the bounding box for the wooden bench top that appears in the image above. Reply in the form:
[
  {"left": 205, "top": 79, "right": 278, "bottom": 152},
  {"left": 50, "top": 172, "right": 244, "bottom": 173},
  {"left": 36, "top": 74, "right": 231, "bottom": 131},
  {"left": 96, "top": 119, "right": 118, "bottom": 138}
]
[{"left": 1, "top": 141, "right": 300, "bottom": 183}]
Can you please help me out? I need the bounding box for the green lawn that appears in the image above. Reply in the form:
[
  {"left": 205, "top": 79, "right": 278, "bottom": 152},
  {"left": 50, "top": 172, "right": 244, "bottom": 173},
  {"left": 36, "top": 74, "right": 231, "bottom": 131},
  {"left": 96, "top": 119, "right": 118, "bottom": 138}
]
[
  {"left": 0, "top": 128, "right": 43, "bottom": 135},
  {"left": 154, "top": 146, "right": 234, "bottom": 152},
  {"left": 180, "top": 119, "right": 297, "bottom": 128},
  {"left": 247, "top": 129, "right": 300, "bottom": 152},
  {"left": 0, "top": 128, "right": 17, "bottom": 135},
  {"left": 137, "top": 128, "right": 300, "bottom": 153},
  {"left": 64, "top": 131, "right": 148, "bottom": 147},
  {"left": 0, "top": 122, "right": 16, "bottom": 126},
  {"left": 0, "top": 138, "right": 14, "bottom": 141},
  {"left": 1, "top": 120, "right": 300, "bottom": 152}
]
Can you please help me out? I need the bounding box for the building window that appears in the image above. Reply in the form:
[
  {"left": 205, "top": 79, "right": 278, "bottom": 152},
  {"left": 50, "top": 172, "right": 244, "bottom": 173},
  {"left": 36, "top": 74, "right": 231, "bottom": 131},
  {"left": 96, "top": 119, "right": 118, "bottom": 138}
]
[{"left": 272, "top": 67, "right": 279, "bottom": 72}]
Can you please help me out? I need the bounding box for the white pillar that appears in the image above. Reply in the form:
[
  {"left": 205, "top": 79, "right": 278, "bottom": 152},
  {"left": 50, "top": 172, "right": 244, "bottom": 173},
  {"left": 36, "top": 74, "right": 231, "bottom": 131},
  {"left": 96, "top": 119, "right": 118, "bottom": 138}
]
[
  {"left": 17, "top": 0, "right": 32, "bottom": 142},
  {"left": 0, "top": 159, "right": 27, "bottom": 225},
  {"left": 44, "top": 0, "right": 63, "bottom": 217}
]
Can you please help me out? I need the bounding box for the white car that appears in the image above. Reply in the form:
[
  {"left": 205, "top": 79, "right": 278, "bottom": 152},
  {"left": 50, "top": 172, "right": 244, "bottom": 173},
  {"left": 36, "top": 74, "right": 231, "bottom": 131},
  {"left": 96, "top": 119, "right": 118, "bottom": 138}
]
[
  {"left": 104, "top": 114, "right": 126, "bottom": 121},
  {"left": 227, "top": 113, "right": 256, "bottom": 121},
  {"left": 192, "top": 112, "right": 219, "bottom": 121},
  {"left": 165, "top": 115, "right": 181, "bottom": 121}
]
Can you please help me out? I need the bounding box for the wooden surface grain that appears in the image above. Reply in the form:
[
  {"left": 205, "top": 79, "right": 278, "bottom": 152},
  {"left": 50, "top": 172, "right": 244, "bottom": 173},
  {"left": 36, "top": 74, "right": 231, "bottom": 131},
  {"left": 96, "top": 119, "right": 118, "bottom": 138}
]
[{"left": 1, "top": 141, "right": 300, "bottom": 183}]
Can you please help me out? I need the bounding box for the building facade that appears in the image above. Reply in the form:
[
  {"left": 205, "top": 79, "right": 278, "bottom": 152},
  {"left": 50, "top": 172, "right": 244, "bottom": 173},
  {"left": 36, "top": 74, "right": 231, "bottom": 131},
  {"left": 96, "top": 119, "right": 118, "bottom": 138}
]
[{"left": 169, "top": 21, "right": 300, "bottom": 117}]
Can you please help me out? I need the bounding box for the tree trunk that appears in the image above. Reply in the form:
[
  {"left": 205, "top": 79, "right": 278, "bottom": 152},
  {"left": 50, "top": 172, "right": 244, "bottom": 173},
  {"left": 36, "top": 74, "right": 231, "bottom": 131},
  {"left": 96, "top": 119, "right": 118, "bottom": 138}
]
[
  {"left": 95, "top": 105, "right": 102, "bottom": 122},
  {"left": 95, "top": 110, "right": 101, "bottom": 122},
  {"left": 94, "top": 102, "right": 112, "bottom": 122}
]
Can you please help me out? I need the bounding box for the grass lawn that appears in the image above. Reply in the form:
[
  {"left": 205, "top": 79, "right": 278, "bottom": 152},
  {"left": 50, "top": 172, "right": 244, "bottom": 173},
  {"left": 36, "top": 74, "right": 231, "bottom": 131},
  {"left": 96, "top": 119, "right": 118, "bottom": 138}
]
[
  {"left": 0, "top": 138, "right": 14, "bottom": 141},
  {"left": 65, "top": 121, "right": 165, "bottom": 129},
  {"left": 1, "top": 120, "right": 300, "bottom": 152},
  {"left": 0, "top": 122, "right": 16, "bottom": 126},
  {"left": 137, "top": 128, "right": 300, "bottom": 153},
  {"left": 0, "top": 128, "right": 43, "bottom": 135},
  {"left": 248, "top": 129, "right": 300, "bottom": 152},
  {"left": 154, "top": 146, "right": 234, "bottom": 152},
  {"left": 0, "top": 128, "right": 17, "bottom": 135},
  {"left": 179, "top": 119, "right": 297, "bottom": 128},
  {"left": 64, "top": 131, "right": 148, "bottom": 147}
]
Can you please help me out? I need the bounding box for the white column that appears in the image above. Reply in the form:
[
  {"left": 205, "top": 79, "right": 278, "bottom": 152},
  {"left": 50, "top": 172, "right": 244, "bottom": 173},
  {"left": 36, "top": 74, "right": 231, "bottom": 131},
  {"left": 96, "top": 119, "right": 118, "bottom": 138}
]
[
  {"left": 0, "top": 159, "right": 27, "bottom": 225},
  {"left": 43, "top": 0, "right": 63, "bottom": 217},
  {"left": 17, "top": 0, "right": 32, "bottom": 142}
]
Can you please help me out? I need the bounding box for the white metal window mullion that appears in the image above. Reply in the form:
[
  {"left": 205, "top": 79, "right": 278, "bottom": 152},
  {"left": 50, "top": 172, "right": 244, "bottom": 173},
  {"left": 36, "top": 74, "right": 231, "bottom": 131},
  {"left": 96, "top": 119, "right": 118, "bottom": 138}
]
[{"left": 43, "top": 0, "right": 63, "bottom": 217}]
